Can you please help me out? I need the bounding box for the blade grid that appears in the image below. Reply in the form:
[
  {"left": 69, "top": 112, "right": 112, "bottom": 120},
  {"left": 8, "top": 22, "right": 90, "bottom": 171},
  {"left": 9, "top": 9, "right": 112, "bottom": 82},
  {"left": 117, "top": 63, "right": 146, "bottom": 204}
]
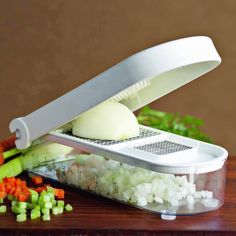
[
  {"left": 134, "top": 140, "right": 192, "bottom": 155},
  {"left": 62, "top": 127, "right": 159, "bottom": 146}
]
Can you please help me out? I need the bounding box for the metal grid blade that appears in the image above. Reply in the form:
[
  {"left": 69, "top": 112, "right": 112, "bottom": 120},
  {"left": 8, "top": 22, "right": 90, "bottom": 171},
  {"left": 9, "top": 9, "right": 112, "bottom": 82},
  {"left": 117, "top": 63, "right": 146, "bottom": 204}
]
[
  {"left": 134, "top": 140, "right": 192, "bottom": 155},
  {"left": 62, "top": 127, "right": 159, "bottom": 146}
]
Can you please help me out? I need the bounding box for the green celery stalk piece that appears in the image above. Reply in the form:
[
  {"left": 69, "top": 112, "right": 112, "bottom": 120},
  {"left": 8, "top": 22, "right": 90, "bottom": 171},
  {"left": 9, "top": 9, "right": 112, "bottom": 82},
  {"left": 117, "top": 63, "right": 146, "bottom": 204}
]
[
  {"left": 43, "top": 202, "right": 53, "bottom": 209},
  {"left": 18, "top": 201, "right": 27, "bottom": 209},
  {"left": 7, "top": 194, "right": 14, "bottom": 201},
  {"left": 16, "top": 213, "right": 27, "bottom": 223},
  {"left": 11, "top": 200, "right": 18, "bottom": 206},
  {"left": 42, "top": 195, "right": 50, "bottom": 203},
  {"left": 42, "top": 208, "right": 50, "bottom": 215},
  {"left": 31, "top": 209, "right": 41, "bottom": 220},
  {"left": 29, "top": 189, "right": 39, "bottom": 203},
  {"left": 0, "top": 205, "right": 7, "bottom": 213},
  {"left": 52, "top": 206, "right": 62, "bottom": 215},
  {"left": 12, "top": 206, "right": 26, "bottom": 214},
  {"left": 57, "top": 200, "right": 64, "bottom": 208},
  {"left": 65, "top": 204, "right": 73, "bottom": 212},
  {"left": 0, "top": 158, "right": 23, "bottom": 181},
  {"left": 42, "top": 214, "right": 50, "bottom": 221}
]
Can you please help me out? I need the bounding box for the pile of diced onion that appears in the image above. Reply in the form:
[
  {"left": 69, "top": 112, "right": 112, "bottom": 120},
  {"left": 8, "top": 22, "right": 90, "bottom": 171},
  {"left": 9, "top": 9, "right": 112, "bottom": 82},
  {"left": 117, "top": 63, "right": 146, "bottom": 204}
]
[{"left": 65, "top": 154, "right": 218, "bottom": 209}]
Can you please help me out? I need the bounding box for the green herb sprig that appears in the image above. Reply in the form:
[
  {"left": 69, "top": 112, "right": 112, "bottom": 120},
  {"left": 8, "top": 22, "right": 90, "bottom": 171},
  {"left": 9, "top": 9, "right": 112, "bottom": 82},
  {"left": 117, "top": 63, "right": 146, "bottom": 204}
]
[{"left": 137, "top": 106, "right": 212, "bottom": 143}]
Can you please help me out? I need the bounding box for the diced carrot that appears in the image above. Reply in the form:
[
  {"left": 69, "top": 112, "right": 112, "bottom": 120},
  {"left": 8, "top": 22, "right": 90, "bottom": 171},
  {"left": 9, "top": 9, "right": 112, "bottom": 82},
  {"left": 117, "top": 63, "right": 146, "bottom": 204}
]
[
  {"left": 0, "top": 191, "right": 6, "bottom": 199},
  {"left": 21, "top": 180, "right": 27, "bottom": 187},
  {"left": 9, "top": 187, "right": 15, "bottom": 195},
  {"left": 31, "top": 176, "right": 43, "bottom": 185},
  {"left": 13, "top": 186, "right": 22, "bottom": 197},
  {"left": 18, "top": 193, "right": 28, "bottom": 202},
  {"left": 15, "top": 178, "right": 22, "bottom": 186},
  {"left": 3, "top": 177, "right": 16, "bottom": 187},
  {"left": 56, "top": 189, "right": 65, "bottom": 199},
  {"left": 35, "top": 186, "right": 46, "bottom": 193},
  {"left": 0, "top": 155, "right": 4, "bottom": 166}
]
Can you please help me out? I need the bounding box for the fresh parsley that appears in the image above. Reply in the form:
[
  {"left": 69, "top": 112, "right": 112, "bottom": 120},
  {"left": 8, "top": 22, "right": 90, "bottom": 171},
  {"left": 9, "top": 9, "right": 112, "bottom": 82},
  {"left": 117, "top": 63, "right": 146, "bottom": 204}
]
[{"left": 137, "top": 106, "right": 212, "bottom": 143}]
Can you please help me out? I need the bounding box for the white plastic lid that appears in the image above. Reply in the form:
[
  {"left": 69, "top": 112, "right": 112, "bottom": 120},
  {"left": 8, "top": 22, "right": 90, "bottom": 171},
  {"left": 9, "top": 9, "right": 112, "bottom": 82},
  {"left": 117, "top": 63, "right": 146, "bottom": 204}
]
[{"left": 114, "top": 36, "right": 221, "bottom": 111}]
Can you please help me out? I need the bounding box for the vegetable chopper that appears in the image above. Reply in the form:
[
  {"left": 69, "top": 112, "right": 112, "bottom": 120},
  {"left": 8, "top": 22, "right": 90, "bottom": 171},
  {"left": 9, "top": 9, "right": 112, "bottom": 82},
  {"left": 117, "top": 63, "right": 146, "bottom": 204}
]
[{"left": 10, "top": 36, "right": 228, "bottom": 218}]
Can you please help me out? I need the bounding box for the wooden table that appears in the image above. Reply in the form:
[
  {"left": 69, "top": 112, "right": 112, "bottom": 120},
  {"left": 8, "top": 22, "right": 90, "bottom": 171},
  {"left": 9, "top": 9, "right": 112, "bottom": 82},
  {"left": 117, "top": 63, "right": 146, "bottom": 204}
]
[{"left": 0, "top": 156, "right": 235, "bottom": 236}]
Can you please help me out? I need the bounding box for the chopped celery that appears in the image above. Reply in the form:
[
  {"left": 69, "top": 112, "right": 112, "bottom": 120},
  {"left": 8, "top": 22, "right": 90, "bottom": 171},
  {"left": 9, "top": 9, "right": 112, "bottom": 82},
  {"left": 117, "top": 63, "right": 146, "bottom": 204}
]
[
  {"left": 52, "top": 206, "right": 62, "bottom": 215},
  {"left": 16, "top": 213, "right": 27, "bottom": 222},
  {"left": 0, "top": 205, "right": 7, "bottom": 213},
  {"left": 43, "top": 202, "right": 53, "bottom": 209},
  {"left": 18, "top": 201, "right": 27, "bottom": 209},
  {"left": 12, "top": 206, "right": 26, "bottom": 214},
  {"left": 65, "top": 204, "right": 73, "bottom": 212},
  {"left": 31, "top": 209, "right": 40, "bottom": 220},
  {"left": 0, "top": 199, "right": 3, "bottom": 204},
  {"left": 42, "top": 214, "right": 50, "bottom": 221},
  {"left": 26, "top": 202, "right": 34, "bottom": 210},
  {"left": 57, "top": 200, "right": 64, "bottom": 208},
  {"left": 7, "top": 194, "right": 14, "bottom": 201},
  {"left": 42, "top": 195, "right": 50, "bottom": 202},
  {"left": 34, "top": 205, "right": 41, "bottom": 211},
  {"left": 29, "top": 189, "right": 39, "bottom": 203},
  {"left": 11, "top": 200, "right": 18, "bottom": 206},
  {"left": 52, "top": 200, "right": 57, "bottom": 207},
  {"left": 42, "top": 208, "right": 50, "bottom": 215}
]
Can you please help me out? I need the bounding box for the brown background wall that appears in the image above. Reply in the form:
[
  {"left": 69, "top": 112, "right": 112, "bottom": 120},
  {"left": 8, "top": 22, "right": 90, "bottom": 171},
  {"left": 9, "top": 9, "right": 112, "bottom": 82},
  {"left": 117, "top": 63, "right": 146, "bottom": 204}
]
[{"left": 0, "top": 0, "right": 235, "bottom": 154}]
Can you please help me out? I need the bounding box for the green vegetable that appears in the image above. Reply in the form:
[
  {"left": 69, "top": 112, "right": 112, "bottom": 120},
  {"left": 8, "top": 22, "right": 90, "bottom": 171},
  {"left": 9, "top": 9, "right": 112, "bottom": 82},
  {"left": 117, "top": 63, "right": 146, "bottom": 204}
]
[
  {"left": 12, "top": 206, "right": 26, "bottom": 214},
  {"left": 42, "top": 208, "right": 50, "bottom": 215},
  {"left": 0, "top": 143, "right": 73, "bottom": 181},
  {"left": 29, "top": 189, "right": 39, "bottom": 203},
  {"left": 0, "top": 158, "right": 23, "bottom": 181},
  {"left": 0, "top": 205, "right": 7, "bottom": 213},
  {"left": 7, "top": 194, "right": 14, "bottom": 201},
  {"left": 18, "top": 201, "right": 27, "bottom": 209},
  {"left": 57, "top": 200, "right": 64, "bottom": 208},
  {"left": 0, "top": 199, "right": 3, "bottom": 204},
  {"left": 52, "top": 206, "right": 63, "bottom": 215},
  {"left": 16, "top": 213, "right": 27, "bottom": 222},
  {"left": 11, "top": 200, "right": 18, "bottom": 206},
  {"left": 42, "top": 213, "right": 50, "bottom": 221},
  {"left": 65, "top": 204, "right": 73, "bottom": 212},
  {"left": 137, "top": 106, "right": 212, "bottom": 143},
  {"left": 43, "top": 202, "right": 53, "bottom": 209},
  {"left": 31, "top": 209, "right": 40, "bottom": 220}
]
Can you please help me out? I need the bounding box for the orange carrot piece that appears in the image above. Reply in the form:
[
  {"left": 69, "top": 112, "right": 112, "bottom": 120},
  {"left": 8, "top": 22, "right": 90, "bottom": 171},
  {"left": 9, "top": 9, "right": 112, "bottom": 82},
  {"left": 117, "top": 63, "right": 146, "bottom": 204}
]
[
  {"left": 57, "top": 189, "right": 65, "bottom": 199},
  {"left": 0, "top": 154, "right": 4, "bottom": 166},
  {"left": 0, "top": 135, "right": 16, "bottom": 153},
  {"left": 35, "top": 186, "right": 46, "bottom": 193},
  {"left": 0, "top": 191, "right": 6, "bottom": 199},
  {"left": 31, "top": 176, "right": 43, "bottom": 185},
  {"left": 18, "top": 193, "right": 28, "bottom": 202}
]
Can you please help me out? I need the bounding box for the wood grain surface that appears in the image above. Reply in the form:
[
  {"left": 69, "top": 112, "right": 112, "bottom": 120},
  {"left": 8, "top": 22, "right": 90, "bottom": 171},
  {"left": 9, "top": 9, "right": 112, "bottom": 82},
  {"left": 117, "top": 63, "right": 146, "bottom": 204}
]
[{"left": 0, "top": 157, "right": 235, "bottom": 236}]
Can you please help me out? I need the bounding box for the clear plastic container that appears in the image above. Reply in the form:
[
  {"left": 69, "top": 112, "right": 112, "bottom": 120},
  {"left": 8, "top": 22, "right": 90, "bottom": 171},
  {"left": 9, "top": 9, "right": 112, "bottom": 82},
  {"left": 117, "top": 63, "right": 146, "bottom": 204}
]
[{"left": 28, "top": 151, "right": 227, "bottom": 217}]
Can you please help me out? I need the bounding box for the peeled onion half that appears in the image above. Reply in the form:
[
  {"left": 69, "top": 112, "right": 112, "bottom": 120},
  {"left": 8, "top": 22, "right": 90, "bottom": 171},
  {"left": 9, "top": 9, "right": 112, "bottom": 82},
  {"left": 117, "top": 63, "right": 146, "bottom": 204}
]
[{"left": 72, "top": 101, "right": 139, "bottom": 140}]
